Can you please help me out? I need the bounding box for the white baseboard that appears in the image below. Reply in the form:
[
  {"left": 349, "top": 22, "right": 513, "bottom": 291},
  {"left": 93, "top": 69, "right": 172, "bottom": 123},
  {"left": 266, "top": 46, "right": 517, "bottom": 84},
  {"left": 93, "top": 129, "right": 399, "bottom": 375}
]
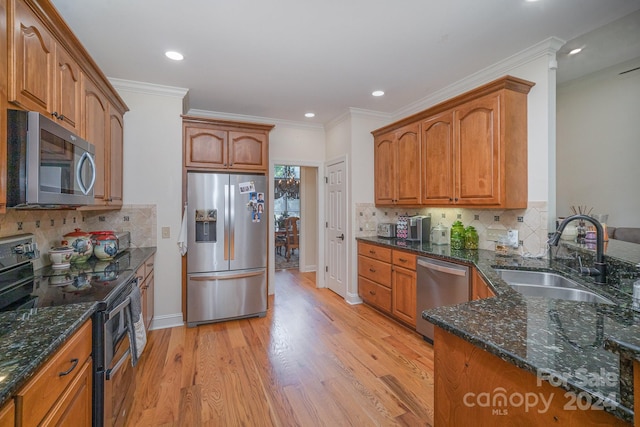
[
  {"left": 346, "top": 292, "right": 363, "bottom": 305},
  {"left": 300, "top": 264, "right": 317, "bottom": 273},
  {"left": 149, "top": 313, "right": 185, "bottom": 330}
]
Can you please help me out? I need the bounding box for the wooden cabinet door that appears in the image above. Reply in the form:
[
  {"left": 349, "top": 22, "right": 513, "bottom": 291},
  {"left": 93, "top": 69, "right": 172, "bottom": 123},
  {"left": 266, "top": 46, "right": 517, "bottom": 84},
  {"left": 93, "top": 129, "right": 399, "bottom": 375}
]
[
  {"left": 108, "top": 106, "right": 124, "bottom": 206},
  {"left": 10, "top": 0, "right": 54, "bottom": 114},
  {"left": 374, "top": 131, "right": 396, "bottom": 205},
  {"left": 184, "top": 124, "right": 227, "bottom": 168},
  {"left": 392, "top": 265, "right": 417, "bottom": 326},
  {"left": 422, "top": 111, "right": 454, "bottom": 204},
  {"left": 0, "top": 399, "right": 15, "bottom": 427},
  {"left": 40, "top": 359, "right": 92, "bottom": 427},
  {"left": 145, "top": 270, "right": 154, "bottom": 330},
  {"left": 395, "top": 123, "right": 421, "bottom": 205},
  {"left": 453, "top": 93, "right": 501, "bottom": 205},
  {"left": 54, "top": 44, "right": 81, "bottom": 133},
  {"left": 228, "top": 131, "right": 267, "bottom": 171},
  {"left": 82, "top": 75, "right": 108, "bottom": 204}
]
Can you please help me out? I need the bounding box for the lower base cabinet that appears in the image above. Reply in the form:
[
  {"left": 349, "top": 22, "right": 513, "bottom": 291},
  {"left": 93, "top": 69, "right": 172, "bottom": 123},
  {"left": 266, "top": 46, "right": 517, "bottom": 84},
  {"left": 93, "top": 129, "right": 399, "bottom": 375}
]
[
  {"left": 357, "top": 242, "right": 418, "bottom": 327},
  {"left": 0, "top": 400, "right": 14, "bottom": 427},
  {"left": 136, "top": 254, "right": 155, "bottom": 332},
  {"left": 15, "top": 320, "right": 92, "bottom": 427},
  {"left": 434, "top": 327, "right": 629, "bottom": 426}
]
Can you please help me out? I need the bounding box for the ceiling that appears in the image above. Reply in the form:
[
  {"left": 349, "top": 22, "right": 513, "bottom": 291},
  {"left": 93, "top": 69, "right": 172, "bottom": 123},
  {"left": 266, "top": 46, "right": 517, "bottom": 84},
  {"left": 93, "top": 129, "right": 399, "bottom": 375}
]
[{"left": 50, "top": 0, "right": 640, "bottom": 125}]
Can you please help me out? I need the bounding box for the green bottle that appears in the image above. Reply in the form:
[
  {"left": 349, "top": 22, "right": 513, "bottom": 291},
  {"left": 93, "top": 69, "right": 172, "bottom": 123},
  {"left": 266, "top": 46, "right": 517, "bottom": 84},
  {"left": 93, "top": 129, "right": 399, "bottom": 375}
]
[
  {"left": 464, "top": 226, "right": 479, "bottom": 250},
  {"left": 450, "top": 221, "right": 465, "bottom": 250}
]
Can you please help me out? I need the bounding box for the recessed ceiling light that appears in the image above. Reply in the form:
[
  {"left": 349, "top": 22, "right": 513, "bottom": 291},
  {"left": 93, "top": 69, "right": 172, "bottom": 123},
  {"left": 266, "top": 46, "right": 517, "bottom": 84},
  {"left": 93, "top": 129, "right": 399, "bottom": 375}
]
[
  {"left": 305, "top": 112, "right": 315, "bottom": 118},
  {"left": 372, "top": 90, "right": 385, "bottom": 97},
  {"left": 165, "top": 51, "right": 184, "bottom": 61},
  {"left": 568, "top": 48, "right": 583, "bottom": 55}
]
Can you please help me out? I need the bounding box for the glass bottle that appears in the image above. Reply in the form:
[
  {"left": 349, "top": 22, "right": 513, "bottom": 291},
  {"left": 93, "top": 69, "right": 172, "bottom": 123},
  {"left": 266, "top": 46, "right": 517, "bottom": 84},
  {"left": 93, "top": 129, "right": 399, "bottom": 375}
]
[
  {"left": 450, "top": 221, "right": 465, "bottom": 250},
  {"left": 464, "top": 226, "right": 479, "bottom": 250}
]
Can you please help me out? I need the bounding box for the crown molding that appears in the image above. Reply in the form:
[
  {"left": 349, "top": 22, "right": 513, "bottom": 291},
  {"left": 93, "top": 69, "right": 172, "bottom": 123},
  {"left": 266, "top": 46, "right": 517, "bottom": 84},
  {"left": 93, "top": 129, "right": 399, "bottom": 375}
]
[
  {"left": 393, "top": 37, "right": 565, "bottom": 120},
  {"left": 187, "top": 109, "right": 325, "bottom": 131},
  {"left": 109, "top": 78, "right": 189, "bottom": 98},
  {"left": 325, "top": 107, "right": 392, "bottom": 130}
]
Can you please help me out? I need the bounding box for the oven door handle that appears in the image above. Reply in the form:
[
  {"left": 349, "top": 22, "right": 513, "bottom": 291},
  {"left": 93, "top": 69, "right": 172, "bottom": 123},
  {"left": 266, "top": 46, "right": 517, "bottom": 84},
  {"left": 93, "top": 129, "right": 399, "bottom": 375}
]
[
  {"left": 104, "top": 295, "right": 131, "bottom": 321},
  {"left": 105, "top": 347, "right": 131, "bottom": 381}
]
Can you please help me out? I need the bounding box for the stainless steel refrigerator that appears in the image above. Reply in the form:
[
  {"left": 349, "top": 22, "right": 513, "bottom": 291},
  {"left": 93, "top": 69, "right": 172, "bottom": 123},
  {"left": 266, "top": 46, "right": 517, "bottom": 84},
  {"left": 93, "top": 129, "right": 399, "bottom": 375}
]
[{"left": 186, "top": 172, "right": 267, "bottom": 327}]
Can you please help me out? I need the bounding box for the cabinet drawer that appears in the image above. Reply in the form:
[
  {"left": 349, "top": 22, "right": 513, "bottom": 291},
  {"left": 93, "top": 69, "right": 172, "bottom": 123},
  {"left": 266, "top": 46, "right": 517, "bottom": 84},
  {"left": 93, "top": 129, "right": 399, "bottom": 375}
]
[
  {"left": 358, "top": 255, "right": 391, "bottom": 286},
  {"left": 359, "top": 277, "right": 392, "bottom": 313},
  {"left": 392, "top": 250, "right": 417, "bottom": 270},
  {"left": 16, "top": 320, "right": 92, "bottom": 427},
  {"left": 358, "top": 242, "right": 391, "bottom": 263}
]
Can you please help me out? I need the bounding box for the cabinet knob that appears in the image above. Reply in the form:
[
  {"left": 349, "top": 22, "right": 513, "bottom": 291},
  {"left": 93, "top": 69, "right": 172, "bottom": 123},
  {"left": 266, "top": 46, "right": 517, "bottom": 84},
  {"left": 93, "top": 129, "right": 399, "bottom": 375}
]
[
  {"left": 369, "top": 290, "right": 376, "bottom": 295},
  {"left": 369, "top": 250, "right": 376, "bottom": 254},
  {"left": 454, "top": 198, "right": 458, "bottom": 202},
  {"left": 369, "top": 268, "right": 376, "bottom": 273},
  {"left": 398, "top": 258, "right": 407, "bottom": 262},
  {"left": 58, "top": 114, "right": 65, "bottom": 121},
  {"left": 449, "top": 198, "right": 453, "bottom": 202},
  {"left": 51, "top": 112, "right": 59, "bottom": 118}
]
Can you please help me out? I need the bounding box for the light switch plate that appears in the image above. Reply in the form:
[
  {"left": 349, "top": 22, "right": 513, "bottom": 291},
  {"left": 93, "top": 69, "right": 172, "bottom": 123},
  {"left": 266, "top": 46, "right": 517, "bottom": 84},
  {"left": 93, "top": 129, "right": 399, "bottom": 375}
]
[
  {"left": 161, "top": 226, "right": 170, "bottom": 239},
  {"left": 507, "top": 229, "right": 519, "bottom": 248}
]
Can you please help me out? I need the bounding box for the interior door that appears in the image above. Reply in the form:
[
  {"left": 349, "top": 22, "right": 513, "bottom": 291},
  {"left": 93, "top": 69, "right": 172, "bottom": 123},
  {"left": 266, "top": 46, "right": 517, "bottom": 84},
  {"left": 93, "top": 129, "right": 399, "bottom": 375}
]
[{"left": 325, "top": 159, "right": 346, "bottom": 297}]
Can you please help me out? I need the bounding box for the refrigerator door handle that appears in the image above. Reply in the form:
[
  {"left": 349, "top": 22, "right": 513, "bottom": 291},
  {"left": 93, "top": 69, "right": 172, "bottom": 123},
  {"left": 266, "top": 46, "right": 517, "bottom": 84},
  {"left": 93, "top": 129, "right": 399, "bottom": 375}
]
[
  {"left": 224, "top": 184, "right": 229, "bottom": 261},
  {"left": 189, "top": 270, "right": 265, "bottom": 281},
  {"left": 230, "top": 184, "right": 235, "bottom": 260}
]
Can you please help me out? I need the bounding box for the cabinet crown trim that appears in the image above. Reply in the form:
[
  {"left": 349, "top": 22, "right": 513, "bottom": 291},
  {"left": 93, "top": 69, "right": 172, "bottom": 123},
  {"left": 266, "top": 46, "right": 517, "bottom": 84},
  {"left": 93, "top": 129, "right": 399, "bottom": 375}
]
[
  {"left": 371, "top": 75, "right": 534, "bottom": 137},
  {"left": 182, "top": 115, "right": 275, "bottom": 132}
]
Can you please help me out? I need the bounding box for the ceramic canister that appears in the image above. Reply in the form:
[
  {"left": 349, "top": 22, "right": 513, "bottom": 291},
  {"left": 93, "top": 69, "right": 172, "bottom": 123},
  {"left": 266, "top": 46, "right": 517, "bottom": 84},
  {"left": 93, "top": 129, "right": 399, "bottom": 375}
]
[
  {"left": 63, "top": 228, "right": 94, "bottom": 263},
  {"left": 49, "top": 246, "right": 74, "bottom": 268},
  {"left": 91, "top": 231, "right": 119, "bottom": 260}
]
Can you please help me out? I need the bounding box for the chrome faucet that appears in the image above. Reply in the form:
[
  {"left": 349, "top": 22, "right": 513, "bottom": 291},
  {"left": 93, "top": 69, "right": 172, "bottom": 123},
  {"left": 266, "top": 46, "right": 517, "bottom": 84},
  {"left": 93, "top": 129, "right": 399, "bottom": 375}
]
[{"left": 547, "top": 214, "right": 607, "bottom": 285}]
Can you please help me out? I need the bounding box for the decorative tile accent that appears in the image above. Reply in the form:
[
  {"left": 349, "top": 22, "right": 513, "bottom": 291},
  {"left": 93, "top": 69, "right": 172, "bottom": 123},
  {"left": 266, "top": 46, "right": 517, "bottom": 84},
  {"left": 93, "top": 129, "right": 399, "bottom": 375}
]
[
  {"left": 355, "top": 202, "right": 549, "bottom": 254},
  {"left": 0, "top": 205, "right": 157, "bottom": 269}
]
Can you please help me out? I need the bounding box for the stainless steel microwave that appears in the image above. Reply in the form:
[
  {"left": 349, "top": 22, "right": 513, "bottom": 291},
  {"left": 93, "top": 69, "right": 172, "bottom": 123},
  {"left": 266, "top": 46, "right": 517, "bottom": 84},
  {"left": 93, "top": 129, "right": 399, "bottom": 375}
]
[{"left": 7, "top": 110, "right": 96, "bottom": 207}]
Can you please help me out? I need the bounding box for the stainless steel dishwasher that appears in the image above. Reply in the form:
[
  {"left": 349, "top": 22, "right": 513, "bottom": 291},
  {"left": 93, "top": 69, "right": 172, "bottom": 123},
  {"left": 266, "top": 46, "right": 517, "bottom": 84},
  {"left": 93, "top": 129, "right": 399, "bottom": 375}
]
[{"left": 416, "top": 257, "right": 470, "bottom": 342}]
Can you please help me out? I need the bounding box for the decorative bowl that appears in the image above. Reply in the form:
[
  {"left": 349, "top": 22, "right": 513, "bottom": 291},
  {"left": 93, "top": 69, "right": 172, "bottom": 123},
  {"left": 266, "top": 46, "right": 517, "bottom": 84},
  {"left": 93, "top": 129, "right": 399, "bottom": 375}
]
[{"left": 49, "top": 246, "right": 74, "bottom": 269}]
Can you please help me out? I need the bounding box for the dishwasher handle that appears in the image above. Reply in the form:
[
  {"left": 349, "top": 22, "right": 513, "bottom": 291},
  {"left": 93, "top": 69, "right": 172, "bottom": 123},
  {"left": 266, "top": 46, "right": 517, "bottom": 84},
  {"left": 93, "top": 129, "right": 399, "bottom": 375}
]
[{"left": 418, "top": 258, "right": 467, "bottom": 277}]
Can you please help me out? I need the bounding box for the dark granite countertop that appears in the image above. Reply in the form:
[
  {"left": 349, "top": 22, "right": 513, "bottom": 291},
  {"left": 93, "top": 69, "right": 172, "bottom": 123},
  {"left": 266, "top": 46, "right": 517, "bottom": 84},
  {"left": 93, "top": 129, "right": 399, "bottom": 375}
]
[
  {"left": 0, "top": 303, "right": 96, "bottom": 407},
  {"left": 357, "top": 236, "right": 640, "bottom": 423},
  {"left": 0, "top": 247, "right": 157, "bottom": 409}
]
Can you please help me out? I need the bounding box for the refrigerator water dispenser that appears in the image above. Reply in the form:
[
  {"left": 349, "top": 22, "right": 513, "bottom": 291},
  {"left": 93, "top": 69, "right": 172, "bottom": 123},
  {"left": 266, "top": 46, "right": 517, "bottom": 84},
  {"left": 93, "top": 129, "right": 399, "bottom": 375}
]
[{"left": 195, "top": 209, "right": 217, "bottom": 242}]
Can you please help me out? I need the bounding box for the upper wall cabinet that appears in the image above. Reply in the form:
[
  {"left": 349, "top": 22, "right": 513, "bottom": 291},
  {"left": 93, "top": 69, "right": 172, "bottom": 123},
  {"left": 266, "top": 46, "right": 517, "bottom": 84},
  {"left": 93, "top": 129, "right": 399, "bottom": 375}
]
[
  {"left": 183, "top": 116, "right": 274, "bottom": 172},
  {"left": 374, "top": 122, "right": 421, "bottom": 206},
  {"left": 373, "top": 75, "right": 534, "bottom": 209},
  {"left": 3, "top": 0, "right": 129, "bottom": 212},
  {"left": 9, "top": 0, "right": 82, "bottom": 133}
]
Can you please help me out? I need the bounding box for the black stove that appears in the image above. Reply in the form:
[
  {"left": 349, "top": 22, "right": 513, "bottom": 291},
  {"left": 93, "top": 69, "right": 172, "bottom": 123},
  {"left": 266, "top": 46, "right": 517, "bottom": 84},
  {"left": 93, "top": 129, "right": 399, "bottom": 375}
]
[{"left": 0, "top": 234, "right": 135, "bottom": 312}]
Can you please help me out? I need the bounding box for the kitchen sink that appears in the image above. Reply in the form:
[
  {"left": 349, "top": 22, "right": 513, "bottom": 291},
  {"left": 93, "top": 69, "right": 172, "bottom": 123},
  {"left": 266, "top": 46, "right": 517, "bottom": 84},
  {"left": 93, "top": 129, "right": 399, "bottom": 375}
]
[{"left": 495, "top": 269, "right": 613, "bottom": 305}]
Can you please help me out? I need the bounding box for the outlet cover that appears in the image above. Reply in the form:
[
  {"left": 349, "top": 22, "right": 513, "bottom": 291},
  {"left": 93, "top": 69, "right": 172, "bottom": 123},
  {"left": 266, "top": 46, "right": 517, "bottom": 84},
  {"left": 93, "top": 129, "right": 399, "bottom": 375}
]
[
  {"left": 507, "top": 229, "right": 519, "bottom": 248},
  {"left": 161, "top": 226, "right": 170, "bottom": 239}
]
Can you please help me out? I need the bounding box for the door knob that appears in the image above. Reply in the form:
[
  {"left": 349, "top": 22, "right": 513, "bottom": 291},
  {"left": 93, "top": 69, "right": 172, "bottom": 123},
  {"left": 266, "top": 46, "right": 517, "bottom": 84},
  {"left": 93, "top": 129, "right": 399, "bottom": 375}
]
[{"left": 337, "top": 233, "right": 345, "bottom": 241}]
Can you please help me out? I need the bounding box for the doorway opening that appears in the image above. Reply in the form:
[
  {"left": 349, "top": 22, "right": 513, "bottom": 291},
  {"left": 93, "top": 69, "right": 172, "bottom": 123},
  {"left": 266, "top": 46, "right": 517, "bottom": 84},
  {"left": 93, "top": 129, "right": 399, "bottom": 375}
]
[{"left": 274, "top": 165, "right": 300, "bottom": 270}]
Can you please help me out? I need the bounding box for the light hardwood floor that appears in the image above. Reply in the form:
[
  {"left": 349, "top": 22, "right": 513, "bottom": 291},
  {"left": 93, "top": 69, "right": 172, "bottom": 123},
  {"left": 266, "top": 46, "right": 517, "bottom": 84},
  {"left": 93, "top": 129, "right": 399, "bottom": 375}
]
[{"left": 127, "top": 270, "right": 435, "bottom": 426}]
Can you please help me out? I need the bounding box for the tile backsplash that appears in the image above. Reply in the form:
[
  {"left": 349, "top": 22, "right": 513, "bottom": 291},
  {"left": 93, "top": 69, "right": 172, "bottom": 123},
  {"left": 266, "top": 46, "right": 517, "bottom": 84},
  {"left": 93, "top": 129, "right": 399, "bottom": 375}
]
[
  {"left": 0, "top": 205, "right": 156, "bottom": 269},
  {"left": 355, "top": 202, "right": 549, "bottom": 257}
]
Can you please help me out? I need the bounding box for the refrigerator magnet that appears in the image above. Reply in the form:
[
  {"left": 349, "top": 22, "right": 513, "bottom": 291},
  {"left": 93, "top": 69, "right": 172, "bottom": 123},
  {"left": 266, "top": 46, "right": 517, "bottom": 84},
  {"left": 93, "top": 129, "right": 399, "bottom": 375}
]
[{"left": 239, "top": 181, "right": 255, "bottom": 194}]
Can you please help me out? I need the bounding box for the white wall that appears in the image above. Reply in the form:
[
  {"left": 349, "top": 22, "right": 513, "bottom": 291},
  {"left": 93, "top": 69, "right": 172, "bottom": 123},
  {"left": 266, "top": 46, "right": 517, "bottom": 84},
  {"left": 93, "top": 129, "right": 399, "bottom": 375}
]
[
  {"left": 557, "top": 57, "right": 640, "bottom": 227},
  {"left": 112, "top": 79, "right": 188, "bottom": 330}
]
